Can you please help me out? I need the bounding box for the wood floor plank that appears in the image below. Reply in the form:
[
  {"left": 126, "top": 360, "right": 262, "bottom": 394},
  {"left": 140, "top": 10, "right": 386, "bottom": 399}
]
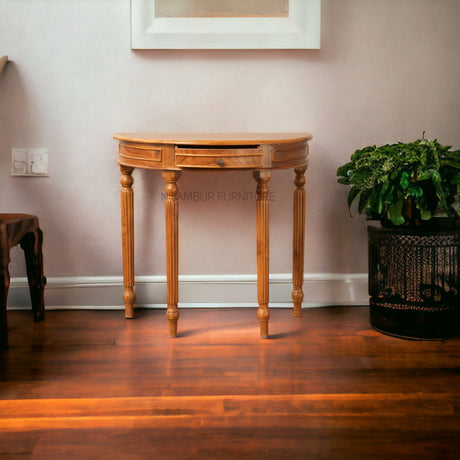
[
  {"left": 1, "top": 393, "right": 458, "bottom": 421},
  {"left": 0, "top": 307, "right": 458, "bottom": 459},
  {"left": 26, "top": 428, "right": 460, "bottom": 460}
]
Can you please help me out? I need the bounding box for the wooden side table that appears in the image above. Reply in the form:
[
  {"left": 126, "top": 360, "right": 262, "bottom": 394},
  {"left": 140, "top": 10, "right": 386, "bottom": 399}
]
[{"left": 114, "top": 133, "right": 311, "bottom": 338}]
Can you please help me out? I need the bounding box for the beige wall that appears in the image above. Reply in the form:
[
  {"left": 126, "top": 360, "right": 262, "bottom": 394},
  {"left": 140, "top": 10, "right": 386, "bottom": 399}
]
[{"left": 1, "top": 0, "right": 460, "bottom": 280}]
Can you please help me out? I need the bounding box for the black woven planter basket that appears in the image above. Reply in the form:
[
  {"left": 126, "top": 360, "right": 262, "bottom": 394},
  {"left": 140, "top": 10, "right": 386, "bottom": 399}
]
[{"left": 368, "top": 226, "right": 460, "bottom": 339}]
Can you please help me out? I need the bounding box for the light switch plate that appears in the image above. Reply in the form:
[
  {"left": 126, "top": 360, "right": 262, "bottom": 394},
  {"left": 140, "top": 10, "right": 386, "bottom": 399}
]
[{"left": 28, "top": 148, "right": 48, "bottom": 175}]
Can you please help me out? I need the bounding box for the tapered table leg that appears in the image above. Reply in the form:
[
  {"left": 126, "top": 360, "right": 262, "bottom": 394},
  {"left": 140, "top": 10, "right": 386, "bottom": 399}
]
[
  {"left": 254, "top": 170, "right": 271, "bottom": 339},
  {"left": 163, "top": 170, "right": 181, "bottom": 338},
  {"left": 20, "top": 228, "right": 45, "bottom": 322},
  {"left": 120, "top": 165, "right": 135, "bottom": 318},
  {"left": 292, "top": 166, "right": 307, "bottom": 317}
]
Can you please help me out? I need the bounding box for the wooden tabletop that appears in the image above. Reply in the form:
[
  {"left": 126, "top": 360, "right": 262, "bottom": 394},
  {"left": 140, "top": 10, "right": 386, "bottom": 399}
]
[
  {"left": 0, "top": 56, "right": 8, "bottom": 76},
  {"left": 114, "top": 132, "right": 312, "bottom": 145}
]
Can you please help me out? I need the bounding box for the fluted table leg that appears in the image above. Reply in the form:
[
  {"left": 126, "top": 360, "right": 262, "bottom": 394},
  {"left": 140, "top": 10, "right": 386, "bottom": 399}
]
[
  {"left": 292, "top": 166, "right": 307, "bottom": 317},
  {"left": 120, "top": 165, "right": 135, "bottom": 318},
  {"left": 163, "top": 170, "right": 181, "bottom": 338},
  {"left": 254, "top": 170, "right": 271, "bottom": 339}
]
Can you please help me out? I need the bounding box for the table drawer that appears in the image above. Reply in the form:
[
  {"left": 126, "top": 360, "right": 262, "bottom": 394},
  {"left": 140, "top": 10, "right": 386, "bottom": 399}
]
[
  {"left": 175, "top": 147, "right": 262, "bottom": 169},
  {"left": 119, "top": 145, "right": 162, "bottom": 163}
]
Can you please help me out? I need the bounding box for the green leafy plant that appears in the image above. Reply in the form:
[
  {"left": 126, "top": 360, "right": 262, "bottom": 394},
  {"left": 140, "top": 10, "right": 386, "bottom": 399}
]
[{"left": 337, "top": 137, "right": 460, "bottom": 226}]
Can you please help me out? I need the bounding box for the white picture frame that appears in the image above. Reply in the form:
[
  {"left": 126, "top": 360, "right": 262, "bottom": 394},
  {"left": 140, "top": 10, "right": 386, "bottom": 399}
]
[{"left": 131, "top": 0, "right": 321, "bottom": 49}]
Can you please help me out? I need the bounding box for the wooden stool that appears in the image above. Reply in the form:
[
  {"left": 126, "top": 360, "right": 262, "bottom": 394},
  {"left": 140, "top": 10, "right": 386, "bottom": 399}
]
[{"left": 0, "top": 214, "right": 45, "bottom": 349}]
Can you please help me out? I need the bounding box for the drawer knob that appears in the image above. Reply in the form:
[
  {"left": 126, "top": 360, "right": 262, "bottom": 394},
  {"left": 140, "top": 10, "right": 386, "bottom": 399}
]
[{"left": 216, "top": 158, "right": 224, "bottom": 166}]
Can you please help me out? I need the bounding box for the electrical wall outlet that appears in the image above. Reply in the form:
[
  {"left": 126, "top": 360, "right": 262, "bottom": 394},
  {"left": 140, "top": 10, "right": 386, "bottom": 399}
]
[
  {"left": 11, "top": 148, "right": 28, "bottom": 175},
  {"left": 12, "top": 148, "right": 48, "bottom": 176}
]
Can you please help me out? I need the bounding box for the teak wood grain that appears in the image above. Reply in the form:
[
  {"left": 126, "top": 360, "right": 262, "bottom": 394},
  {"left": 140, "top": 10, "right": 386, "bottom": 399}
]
[
  {"left": 292, "top": 166, "right": 307, "bottom": 316},
  {"left": 116, "top": 133, "right": 311, "bottom": 338},
  {"left": 163, "top": 170, "right": 180, "bottom": 337},
  {"left": 114, "top": 132, "right": 312, "bottom": 145},
  {"left": 119, "top": 166, "right": 135, "bottom": 318},
  {"left": 1, "top": 307, "right": 459, "bottom": 459}
]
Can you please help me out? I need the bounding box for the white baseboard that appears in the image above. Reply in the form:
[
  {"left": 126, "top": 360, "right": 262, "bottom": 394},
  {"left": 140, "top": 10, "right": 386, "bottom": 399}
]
[{"left": 7, "top": 273, "right": 368, "bottom": 310}]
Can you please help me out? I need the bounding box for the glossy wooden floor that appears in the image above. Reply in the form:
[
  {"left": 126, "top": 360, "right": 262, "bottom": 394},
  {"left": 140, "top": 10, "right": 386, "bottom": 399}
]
[{"left": 1, "top": 307, "right": 459, "bottom": 459}]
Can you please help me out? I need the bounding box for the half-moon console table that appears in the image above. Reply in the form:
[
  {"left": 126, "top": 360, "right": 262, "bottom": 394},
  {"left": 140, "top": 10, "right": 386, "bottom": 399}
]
[{"left": 114, "top": 133, "right": 312, "bottom": 338}]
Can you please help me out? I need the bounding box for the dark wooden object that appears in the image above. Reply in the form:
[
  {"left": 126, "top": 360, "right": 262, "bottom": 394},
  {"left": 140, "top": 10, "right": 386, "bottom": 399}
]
[
  {"left": 1, "top": 307, "right": 458, "bottom": 459},
  {"left": 368, "top": 226, "right": 460, "bottom": 339},
  {"left": 0, "top": 214, "right": 45, "bottom": 349}
]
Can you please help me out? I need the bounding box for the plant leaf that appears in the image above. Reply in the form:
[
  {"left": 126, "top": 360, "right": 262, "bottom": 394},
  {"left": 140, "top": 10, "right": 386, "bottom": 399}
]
[
  {"left": 347, "top": 186, "right": 360, "bottom": 212},
  {"left": 388, "top": 196, "right": 405, "bottom": 225},
  {"left": 406, "top": 184, "right": 423, "bottom": 198},
  {"left": 358, "top": 190, "right": 371, "bottom": 214},
  {"left": 429, "top": 170, "right": 448, "bottom": 209},
  {"left": 420, "top": 209, "right": 432, "bottom": 220},
  {"left": 337, "top": 163, "right": 352, "bottom": 177},
  {"left": 441, "top": 160, "right": 460, "bottom": 170},
  {"left": 400, "top": 171, "right": 410, "bottom": 190}
]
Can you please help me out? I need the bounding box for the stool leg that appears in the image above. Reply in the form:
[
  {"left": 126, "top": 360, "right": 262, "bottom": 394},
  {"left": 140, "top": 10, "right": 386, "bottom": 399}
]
[
  {"left": 0, "top": 268, "right": 10, "bottom": 349},
  {"left": 163, "top": 170, "right": 180, "bottom": 338},
  {"left": 20, "top": 230, "right": 45, "bottom": 322},
  {"left": 292, "top": 166, "right": 307, "bottom": 317},
  {"left": 1, "top": 221, "right": 10, "bottom": 348},
  {"left": 254, "top": 170, "right": 271, "bottom": 339}
]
